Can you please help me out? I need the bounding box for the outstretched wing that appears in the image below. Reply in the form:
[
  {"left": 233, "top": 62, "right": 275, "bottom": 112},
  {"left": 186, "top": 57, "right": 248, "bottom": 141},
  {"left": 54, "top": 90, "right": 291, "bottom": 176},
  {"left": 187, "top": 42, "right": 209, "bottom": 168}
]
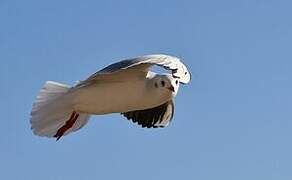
[
  {"left": 122, "top": 101, "right": 174, "bottom": 128},
  {"left": 87, "top": 54, "right": 191, "bottom": 84}
]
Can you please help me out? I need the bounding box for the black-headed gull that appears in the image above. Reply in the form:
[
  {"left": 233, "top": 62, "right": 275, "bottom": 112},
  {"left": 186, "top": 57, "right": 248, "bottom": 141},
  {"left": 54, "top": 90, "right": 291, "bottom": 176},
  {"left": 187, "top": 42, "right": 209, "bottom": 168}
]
[{"left": 30, "top": 54, "right": 191, "bottom": 140}]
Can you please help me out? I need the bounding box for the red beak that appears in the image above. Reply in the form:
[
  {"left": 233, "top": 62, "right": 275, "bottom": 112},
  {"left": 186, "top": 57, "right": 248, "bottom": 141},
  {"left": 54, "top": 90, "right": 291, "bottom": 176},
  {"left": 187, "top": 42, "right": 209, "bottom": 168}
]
[{"left": 167, "top": 86, "right": 175, "bottom": 92}]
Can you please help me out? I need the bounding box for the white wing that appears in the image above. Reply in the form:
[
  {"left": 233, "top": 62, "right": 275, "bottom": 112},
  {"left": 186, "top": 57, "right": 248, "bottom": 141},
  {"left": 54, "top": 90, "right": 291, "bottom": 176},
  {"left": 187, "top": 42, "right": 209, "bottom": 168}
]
[{"left": 84, "top": 54, "right": 191, "bottom": 85}]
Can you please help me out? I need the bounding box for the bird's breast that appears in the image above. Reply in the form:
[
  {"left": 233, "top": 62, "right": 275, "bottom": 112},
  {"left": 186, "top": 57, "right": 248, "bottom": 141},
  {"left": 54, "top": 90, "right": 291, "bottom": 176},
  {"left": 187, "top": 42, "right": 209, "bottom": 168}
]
[{"left": 71, "top": 80, "right": 169, "bottom": 115}]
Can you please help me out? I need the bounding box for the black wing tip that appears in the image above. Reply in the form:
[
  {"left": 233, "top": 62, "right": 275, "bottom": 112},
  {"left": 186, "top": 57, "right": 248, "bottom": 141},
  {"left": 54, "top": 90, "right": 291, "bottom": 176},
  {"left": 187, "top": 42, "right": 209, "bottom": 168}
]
[
  {"left": 122, "top": 113, "right": 165, "bottom": 129},
  {"left": 121, "top": 101, "right": 174, "bottom": 129}
]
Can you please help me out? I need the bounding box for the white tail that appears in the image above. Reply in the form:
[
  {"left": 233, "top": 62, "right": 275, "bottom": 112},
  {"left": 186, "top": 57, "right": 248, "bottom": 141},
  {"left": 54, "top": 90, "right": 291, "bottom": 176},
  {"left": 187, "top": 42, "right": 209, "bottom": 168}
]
[{"left": 30, "top": 81, "right": 90, "bottom": 139}]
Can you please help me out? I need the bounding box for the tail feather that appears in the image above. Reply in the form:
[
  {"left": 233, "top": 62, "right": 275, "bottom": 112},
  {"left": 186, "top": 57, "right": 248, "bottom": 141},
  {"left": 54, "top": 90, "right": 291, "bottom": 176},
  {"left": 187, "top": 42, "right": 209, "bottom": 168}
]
[
  {"left": 31, "top": 81, "right": 71, "bottom": 114},
  {"left": 30, "top": 81, "right": 90, "bottom": 138}
]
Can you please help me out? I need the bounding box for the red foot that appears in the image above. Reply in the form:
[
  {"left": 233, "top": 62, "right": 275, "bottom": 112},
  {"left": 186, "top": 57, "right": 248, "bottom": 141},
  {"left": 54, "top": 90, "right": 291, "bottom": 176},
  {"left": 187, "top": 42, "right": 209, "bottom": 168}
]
[{"left": 54, "top": 111, "right": 79, "bottom": 141}]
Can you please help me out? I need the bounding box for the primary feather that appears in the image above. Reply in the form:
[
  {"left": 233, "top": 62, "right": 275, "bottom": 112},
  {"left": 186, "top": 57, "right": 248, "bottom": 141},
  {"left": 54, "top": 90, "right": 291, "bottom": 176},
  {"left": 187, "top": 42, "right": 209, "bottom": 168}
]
[{"left": 85, "top": 54, "right": 191, "bottom": 85}]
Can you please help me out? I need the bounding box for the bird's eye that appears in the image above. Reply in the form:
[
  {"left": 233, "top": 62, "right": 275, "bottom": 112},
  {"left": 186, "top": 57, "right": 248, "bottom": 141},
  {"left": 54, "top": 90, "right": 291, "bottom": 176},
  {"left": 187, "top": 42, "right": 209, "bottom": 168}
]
[
  {"left": 161, "top": 80, "right": 165, "bottom": 87},
  {"left": 175, "top": 80, "right": 179, "bottom": 85}
]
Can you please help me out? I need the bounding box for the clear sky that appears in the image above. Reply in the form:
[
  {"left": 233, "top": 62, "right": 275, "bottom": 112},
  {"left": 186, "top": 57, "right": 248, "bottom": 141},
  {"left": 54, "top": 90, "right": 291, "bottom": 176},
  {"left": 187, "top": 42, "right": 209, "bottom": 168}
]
[{"left": 1, "top": 0, "right": 292, "bottom": 179}]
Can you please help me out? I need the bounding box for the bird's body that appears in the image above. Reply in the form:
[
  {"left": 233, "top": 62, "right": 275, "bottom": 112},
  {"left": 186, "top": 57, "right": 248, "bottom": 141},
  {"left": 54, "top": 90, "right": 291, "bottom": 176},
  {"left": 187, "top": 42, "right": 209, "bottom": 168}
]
[
  {"left": 71, "top": 72, "right": 174, "bottom": 115},
  {"left": 30, "top": 54, "right": 191, "bottom": 140}
]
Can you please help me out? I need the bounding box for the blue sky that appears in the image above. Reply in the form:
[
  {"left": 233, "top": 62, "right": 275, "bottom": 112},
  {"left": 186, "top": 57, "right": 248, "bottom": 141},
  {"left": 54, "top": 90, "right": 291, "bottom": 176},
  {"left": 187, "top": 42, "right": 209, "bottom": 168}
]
[{"left": 1, "top": 0, "right": 292, "bottom": 179}]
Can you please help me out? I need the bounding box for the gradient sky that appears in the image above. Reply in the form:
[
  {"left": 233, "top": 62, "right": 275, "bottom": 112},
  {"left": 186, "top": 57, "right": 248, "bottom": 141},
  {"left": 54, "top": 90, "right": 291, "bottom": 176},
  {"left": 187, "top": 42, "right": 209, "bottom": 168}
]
[{"left": 1, "top": 0, "right": 292, "bottom": 179}]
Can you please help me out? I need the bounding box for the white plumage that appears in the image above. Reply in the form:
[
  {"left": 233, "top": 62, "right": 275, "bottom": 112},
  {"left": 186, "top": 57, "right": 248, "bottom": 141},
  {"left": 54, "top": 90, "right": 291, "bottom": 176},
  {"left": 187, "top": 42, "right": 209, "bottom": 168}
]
[
  {"left": 31, "top": 81, "right": 90, "bottom": 137},
  {"left": 30, "top": 54, "right": 191, "bottom": 140}
]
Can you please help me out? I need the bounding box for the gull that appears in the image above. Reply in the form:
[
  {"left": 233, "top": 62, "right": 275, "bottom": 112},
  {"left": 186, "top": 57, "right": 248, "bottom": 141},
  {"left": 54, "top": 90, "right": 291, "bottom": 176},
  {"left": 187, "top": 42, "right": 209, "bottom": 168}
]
[{"left": 30, "top": 54, "right": 191, "bottom": 140}]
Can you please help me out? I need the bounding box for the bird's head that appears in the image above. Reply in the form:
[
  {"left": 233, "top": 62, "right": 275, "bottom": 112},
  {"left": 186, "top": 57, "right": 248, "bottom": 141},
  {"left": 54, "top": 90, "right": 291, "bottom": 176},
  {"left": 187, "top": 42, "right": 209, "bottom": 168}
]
[{"left": 151, "top": 74, "right": 180, "bottom": 97}]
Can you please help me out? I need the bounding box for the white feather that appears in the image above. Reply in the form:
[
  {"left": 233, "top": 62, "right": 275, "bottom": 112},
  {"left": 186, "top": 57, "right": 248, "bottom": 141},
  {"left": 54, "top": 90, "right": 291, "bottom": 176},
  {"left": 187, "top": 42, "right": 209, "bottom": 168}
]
[{"left": 30, "top": 81, "right": 90, "bottom": 138}]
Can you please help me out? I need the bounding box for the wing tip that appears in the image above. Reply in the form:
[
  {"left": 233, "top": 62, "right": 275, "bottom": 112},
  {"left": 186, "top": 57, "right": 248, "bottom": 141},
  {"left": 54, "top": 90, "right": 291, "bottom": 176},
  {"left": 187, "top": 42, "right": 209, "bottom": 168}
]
[{"left": 122, "top": 101, "right": 174, "bottom": 129}]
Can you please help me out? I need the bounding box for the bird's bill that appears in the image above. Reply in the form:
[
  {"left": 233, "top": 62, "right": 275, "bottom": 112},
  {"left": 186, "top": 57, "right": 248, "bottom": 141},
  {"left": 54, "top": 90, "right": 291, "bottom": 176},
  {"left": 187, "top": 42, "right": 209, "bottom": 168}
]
[{"left": 167, "top": 86, "right": 175, "bottom": 92}]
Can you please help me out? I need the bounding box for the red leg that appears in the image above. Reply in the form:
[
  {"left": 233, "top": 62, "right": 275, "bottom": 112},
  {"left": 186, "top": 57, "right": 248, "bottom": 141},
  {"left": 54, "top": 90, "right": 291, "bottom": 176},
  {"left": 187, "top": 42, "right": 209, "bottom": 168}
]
[{"left": 54, "top": 111, "right": 79, "bottom": 141}]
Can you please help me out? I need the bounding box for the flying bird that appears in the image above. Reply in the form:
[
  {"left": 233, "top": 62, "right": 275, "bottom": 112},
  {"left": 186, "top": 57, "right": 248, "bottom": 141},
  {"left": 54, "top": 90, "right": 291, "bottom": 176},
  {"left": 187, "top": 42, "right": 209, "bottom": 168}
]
[{"left": 30, "top": 54, "right": 191, "bottom": 140}]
